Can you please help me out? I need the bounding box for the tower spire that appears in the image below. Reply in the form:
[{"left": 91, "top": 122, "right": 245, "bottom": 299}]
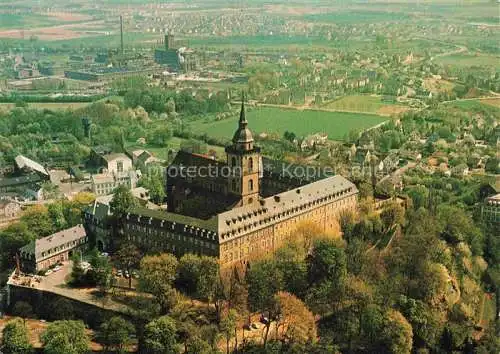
[
  {"left": 231, "top": 91, "right": 254, "bottom": 150},
  {"left": 239, "top": 91, "right": 247, "bottom": 125}
]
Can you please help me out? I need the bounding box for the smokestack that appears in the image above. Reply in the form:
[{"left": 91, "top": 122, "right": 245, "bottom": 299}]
[
  {"left": 165, "top": 32, "right": 174, "bottom": 50},
  {"left": 120, "top": 15, "right": 124, "bottom": 54}
]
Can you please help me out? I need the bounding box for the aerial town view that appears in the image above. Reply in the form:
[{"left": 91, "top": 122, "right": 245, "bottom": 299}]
[{"left": 0, "top": 0, "right": 498, "bottom": 353}]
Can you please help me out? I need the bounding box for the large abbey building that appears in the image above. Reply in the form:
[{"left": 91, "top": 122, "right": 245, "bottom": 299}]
[{"left": 117, "top": 100, "right": 358, "bottom": 265}]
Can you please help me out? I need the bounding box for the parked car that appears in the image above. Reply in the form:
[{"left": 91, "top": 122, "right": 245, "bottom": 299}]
[
  {"left": 132, "top": 271, "right": 139, "bottom": 279},
  {"left": 116, "top": 270, "right": 123, "bottom": 277},
  {"left": 260, "top": 315, "right": 269, "bottom": 325},
  {"left": 53, "top": 266, "right": 61, "bottom": 272},
  {"left": 124, "top": 270, "right": 130, "bottom": 278},
  {"left": 45, "top": 270, "right": 53, "bottom": 275}
]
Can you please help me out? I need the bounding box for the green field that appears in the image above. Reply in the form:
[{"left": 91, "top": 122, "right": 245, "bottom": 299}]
[
  {"left": 321, "top": 95, "right": 407, "bottom": 115},
  {"left": 189, "top": 107, "right": 387, "bottom": 141},
  {"left": 434, "top": 53, "right": 499, "bottom": 67},
  {"left": 444, "top": 99, "right": 500, "bottom": 112},
  {"left": 0, "top": 13, "right": 62, "bottom": 30},
  {"left": 302, "top": 10, "right": 412, "bottom": 24},
  {"left": 0, "top": 102, "right": 91, "bottom": 111},
  {"left": 187, "top": 34, "right": 368, "bottom": 51}
]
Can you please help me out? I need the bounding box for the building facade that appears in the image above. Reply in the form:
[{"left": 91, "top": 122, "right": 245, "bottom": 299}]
[
  {"left": 0, "top": 199, "right": 22, "bottom": 222},
  {"left": 482, "top": 193, "right": 500, "bottom": 224},
  {"left": 19, "top": 225, "right": 88, "bottom": 273},
  {"left": 109, "top": 98, "right": 359, "bottom": 266},
  {"left": 90, "top": 170, "right": 139, "bottom": 196}
]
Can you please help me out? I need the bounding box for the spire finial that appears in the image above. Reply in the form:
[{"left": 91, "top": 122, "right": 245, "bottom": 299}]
[{"left": 239, "top": 91, "right": 246, "bottom": 125}]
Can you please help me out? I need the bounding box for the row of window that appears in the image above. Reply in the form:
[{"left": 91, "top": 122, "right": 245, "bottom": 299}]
[
  {"left": 220, "top": 199, "right": 355, "bottom": 255},
  {"left": 221, "top": 193, "right": 355, "bottom": 239},
  {"left": 39, "top": 237, "right": 87, "bottom": 259},
  {"left": 127, "top": 233, "right": 217, "bottom": 251}
]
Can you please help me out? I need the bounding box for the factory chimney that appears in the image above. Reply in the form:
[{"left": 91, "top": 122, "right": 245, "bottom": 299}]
[
  {"left": 120, "top": 15, "right": 124, "bottom": 54},
  {"left": 165, "top": 32, "right": 174, "bottom": 50}
]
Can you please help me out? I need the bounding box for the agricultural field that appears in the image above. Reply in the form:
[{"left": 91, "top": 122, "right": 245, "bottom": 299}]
[
  {"left": 0, "top": 13, "right": 66, "bottom": 30},
  {"left": 0, "top": 102, "right": 91, "bottom": 111},
  {"left": 480, "top": 97, "right": 500, "bottom": 108},
  {"left": 302, "top": 10, "right": 412, "bottom": 24},
  {"left": 422, "top": 77, "right": 455, "bottom": 94},
  {"left": 321, "top": 95, "right": 408, "bottom": 115},
  {"left": 187, "top": 34, "right": 368, "bottom": 51},
  {"left": 189, "top": 106, "right": 387, "bottom": 141},
  {"left": 434, "top": 53, "right": 499, "bottom": 68},
  {"left": 442, "top": 99, "right": 500, "bottom": 114}
]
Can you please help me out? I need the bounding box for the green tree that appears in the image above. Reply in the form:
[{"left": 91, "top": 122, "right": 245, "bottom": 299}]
[
  {"left": 1, "top": 318, "right": 32, "bottom": 354},
  {"left": 381, "top": 310, "right": 413, "bottom": 354},
  {"left": 176, "top": 254, "right": 219, "bottom": 304},
  {"left": 116, "top": 244, "right": 141, "bottom": 289},
  {"left": 48, "top": 202, "right": 67, "bottom": 231},
  {"left": 143, "top": 316, "right": 178, "bottom": 354},
  {"left": 147, "top": 126, "right": 172, "bottom": 147},
  {"left": 274, "top": 243, "right": 308, "bottom": 298},
  {"left": 109, "top": 185, "right": 138, "bottom": 215},
  {"left": 177, "top": 254, "right": 201, "bottom": 296},
  {"left": 88, "top": 250, "right": 112, "bottom": 293},
  {"left": 46, "top": 298, "right": 74, "bottom": 321},
  {"left": 139, "top": 166, "right": 166, "bottom": 204},
  {"left": 307, "top": 239, "right": 347, "bottom": 286},
  {"left": 139, "top": 254, "right": 179, "bottom": 313},
  {"left": 0, "top": 222, "right": 34, "bottom": 267},
  {"left": 11, "top": 301, "right": 34, "bottom": 322},
  {"left": 186, "top": 336, "right": 212, "bottom": 354},
  {"left": 165, "top": 97, "right": 176, "bottom": 114},
  {"left": 306, "top": 239, "right": 347, "bottom": 315},
  {"left": 220, "top": 309, "right": 238, "bottom": 354},
  {"left": 41, "top": 320, "right": 89, "bottom": 354},
  {"left": 380, "top": 201, "right": 405, "bottom": 232},
  {"left": 20, "top": 205, "right": 54, "bottom": 237},
  {"left": 246, "top": 260, "right": 283, "bottom": 346},
  {"left": 124, "top": 89, "right": 142, "bottom": 108},
  {"left": 41, "top": 181, "right": 61, "bottom": 200},
  {"left": 99, "top": 316, "right": 135, "bottom": 353}
]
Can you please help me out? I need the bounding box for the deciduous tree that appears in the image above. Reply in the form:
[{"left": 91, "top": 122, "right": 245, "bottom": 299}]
[
  {"left": 41, "top": 320, "right": 89, "bottom": 354},
  {"left": 275, "top": 291, "right": 317, "bottom": 345},
  {"left": 1, "top": 318, "right": 32, "bottom": 354},
  {"left": 99, "top": 316, "right": 135, "bottom": 353},
  {"left": 139, "top": 254, "right": 179, "bottom": 313},
  {"left": 116, "top": 244, "right": 141, "bottom": 289},
  {"left": 381, "top": 310, "right": 413, "bottom": 354},
  {"left": 143, "top": 316, "right": 178, "bottom": 354},
  {"left": 109, "top": 185, "right": 138, "bottom": 215}
]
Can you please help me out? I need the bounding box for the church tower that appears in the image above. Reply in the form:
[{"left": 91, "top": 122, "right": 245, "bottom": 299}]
[{"left": 225, "top": 94, "right": 261, "bottom": 205}]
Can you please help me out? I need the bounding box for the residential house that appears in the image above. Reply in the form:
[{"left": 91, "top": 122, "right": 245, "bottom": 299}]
[
  {"left": 0, "top": 199, "right": 22, "bottom": 222},
  {"left": 91, "top": 170, "right": 140, "bottom": 196},
  {"left": 19, "top": 225, "right": 88, "bottom": 273}
]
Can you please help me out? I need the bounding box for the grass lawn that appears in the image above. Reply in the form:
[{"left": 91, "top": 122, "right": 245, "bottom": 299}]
[
  {"left": 321, "top": 95, "right": 407, "bottom": 115},
  {"left": 189, "top": 107, "right": 387, "bottom": 141}
]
